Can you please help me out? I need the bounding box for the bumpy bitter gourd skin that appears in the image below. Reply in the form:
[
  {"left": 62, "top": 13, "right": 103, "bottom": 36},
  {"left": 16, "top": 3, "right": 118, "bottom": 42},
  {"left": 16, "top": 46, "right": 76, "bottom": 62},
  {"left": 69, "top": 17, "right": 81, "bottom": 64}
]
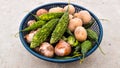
[
  {"left": 39, "top": 12, "right": 63, "bottom": 21},
  {"left": 22, "top": 20, "right": 46, "bottom": 32},
  {"left": 87, "top": 29, "right": 98, "bottom": 41},
  {"left": 81, "top": 40, "right": 92, "bottom": 59},
  {"left": 30, "top": 19, "right": 59, "bottom": 48},
  {"left": 50, "top": 11, "right": 69, "bottom": 44}
]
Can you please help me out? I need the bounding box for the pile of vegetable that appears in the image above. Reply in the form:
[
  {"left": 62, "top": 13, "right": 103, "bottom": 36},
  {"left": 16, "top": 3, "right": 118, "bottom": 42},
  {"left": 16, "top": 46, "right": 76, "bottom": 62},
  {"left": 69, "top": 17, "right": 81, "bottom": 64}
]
[{"left": 22, "top": 4, "right": 98, "bottom": 62}]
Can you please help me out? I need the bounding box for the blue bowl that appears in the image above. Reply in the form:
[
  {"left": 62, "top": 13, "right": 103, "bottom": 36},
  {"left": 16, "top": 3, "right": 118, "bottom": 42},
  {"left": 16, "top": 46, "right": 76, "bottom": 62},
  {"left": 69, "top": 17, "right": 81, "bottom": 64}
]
[{"left": 19, "top": 2, "right": 103, "bottom": 63}]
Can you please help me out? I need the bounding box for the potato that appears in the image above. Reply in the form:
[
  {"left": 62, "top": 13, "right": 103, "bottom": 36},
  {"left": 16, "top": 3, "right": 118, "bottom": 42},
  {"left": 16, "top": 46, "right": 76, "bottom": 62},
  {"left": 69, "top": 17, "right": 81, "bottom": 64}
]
[
  {"left": 49, "top": 7, "right": 64, "bottom": 13},
  {"left": 39, "top": 42, "right": 54, "bottom": 58},
  {"left": 55, "top": 40, "right": 71, "bottom": 56},
  {"left": 74, "top": 26, "right": 87, "bottom": 42},
  {"left": 27, "top": 20, "right": 36, "bottom": 26},
  {"left": 78, "top": 10, "right": 91, "bottom": 24},
  {"left": 74, "top": 12, "right": 81, "bottom": 18},
  {"left": 64, "top": 5, "right": 75, "bottom": 14},
  {"left": 24, "top": 31, "right": 37, "bottom": 43},
  {"left": 36, "top": 9, "right": 48, "bottom": 16},
  {"left": 68, "top": 18, "right": 83, "bottom": 32},
  {"left": 34, "top": 46, "right": 40, "bottom": 53},
  {"left": 69, "top": 14, "right": 73, "bottom": 20}
]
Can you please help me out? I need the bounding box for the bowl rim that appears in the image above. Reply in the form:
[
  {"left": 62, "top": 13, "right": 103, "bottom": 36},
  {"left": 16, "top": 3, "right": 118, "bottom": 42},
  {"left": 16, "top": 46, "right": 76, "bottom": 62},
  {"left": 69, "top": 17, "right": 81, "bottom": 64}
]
[{"left": 19, "top": 2, "right": 103, "bottom": 63}]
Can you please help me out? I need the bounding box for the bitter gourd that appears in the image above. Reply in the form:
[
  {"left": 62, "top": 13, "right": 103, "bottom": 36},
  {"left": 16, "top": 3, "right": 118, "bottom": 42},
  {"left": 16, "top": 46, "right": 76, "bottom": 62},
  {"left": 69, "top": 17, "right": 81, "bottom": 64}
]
[
  {"left": 30, "top": 19, "right": 59, "bottom": 48},
  {"left": 87, "top": 29, "right": 98, "bottom": 41},
  {"left": 39, "top": 12, "right": 64, "bottom": 21},
  {"left": 22, "top": 20, "right": 46, "bottom": 32},
  {"left": 80, "top": 40, "right": 92, "bottom": 63},
  {"left": 50, "top": 11, "right": 69, "bottom": 44}
]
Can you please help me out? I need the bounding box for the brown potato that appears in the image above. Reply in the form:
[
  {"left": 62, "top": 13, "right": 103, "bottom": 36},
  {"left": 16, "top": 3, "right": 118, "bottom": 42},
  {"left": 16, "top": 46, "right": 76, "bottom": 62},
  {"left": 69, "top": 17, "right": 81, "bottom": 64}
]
[
  {"left": 63, "top": 5, "right": 75, "bottom": 14},
  {"left": 69, "top": 14, "right": 73, "bottom": 20},
  {"left": 24, "top": 31, "right": 37, "bottom": 43},
  {"left": 74, "top": 26, "right": 87, "bottom": 42},
  {"left": 74, "top": 12, "right": 81, "bottom": 18},
  {"left": 27, "top": 20, "right": 36, "bottom": 26},
  {"left": 78, "top": 10, "right": 91, "bottom": 24},
  {"left": 36, "top": 9, "right": 48, "bottom": 16},
  {"left": 39, "top": 42, "right": 54, "bottom": 58},
  {"left": 34, "top": 46, "right": 40, "bottom": 53},
  {"left": 68, "top": 18, "right": 83, "bottom": 32},
  {"left": 49, "top": 7, "right": 64, "bottom": 13},
  {"left": 55, "top": 40, "right": 71, "bottom": 56}
]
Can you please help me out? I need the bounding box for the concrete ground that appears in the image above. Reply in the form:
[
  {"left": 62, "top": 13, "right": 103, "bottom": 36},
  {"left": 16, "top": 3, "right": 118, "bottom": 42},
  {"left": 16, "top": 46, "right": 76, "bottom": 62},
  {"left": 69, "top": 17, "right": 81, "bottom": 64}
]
[{"left": 0, "top": 0, "right": 120, "bottom": 68}]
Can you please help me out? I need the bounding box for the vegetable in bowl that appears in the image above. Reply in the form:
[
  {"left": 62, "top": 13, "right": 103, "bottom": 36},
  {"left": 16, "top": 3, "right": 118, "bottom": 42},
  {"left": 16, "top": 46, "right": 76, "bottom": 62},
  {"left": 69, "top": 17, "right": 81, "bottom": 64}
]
[{"left": 19, "top": 2, "right": 103, "bottom": 63}]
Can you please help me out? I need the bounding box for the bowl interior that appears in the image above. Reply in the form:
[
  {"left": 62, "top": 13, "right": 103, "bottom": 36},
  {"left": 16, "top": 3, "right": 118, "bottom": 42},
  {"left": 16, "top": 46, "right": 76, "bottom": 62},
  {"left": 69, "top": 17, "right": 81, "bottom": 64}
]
[{"left": 19, "top": 2, "right": 103, "bottom": 63}]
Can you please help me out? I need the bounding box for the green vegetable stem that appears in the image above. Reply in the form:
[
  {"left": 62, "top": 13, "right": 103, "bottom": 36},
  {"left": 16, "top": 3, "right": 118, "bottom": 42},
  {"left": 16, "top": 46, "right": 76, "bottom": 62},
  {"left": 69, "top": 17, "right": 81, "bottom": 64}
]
[
  {"left": 73, "top": 43, "right": 81, "bottom": 55},
  {"left": 66, "top": 28, "right": 73, "bottom": 36},
  {"left": 55, "top": 53, "right": 81, "bottom": 59},
  {"left": 83, "top": 18, "right": 95, "bottom": 29},
  {"left": 30, "top": 13, "right": 40, "bottom": 21},
  {"left": 61, "top": 36, "right": 67, "bottom": 41}
]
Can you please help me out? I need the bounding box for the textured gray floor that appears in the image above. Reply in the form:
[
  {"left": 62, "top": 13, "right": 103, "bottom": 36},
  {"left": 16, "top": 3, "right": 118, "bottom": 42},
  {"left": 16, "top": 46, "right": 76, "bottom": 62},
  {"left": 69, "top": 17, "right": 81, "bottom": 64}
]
[{"left": 0, "top": 0, "right": 120, "bottom": 68}]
